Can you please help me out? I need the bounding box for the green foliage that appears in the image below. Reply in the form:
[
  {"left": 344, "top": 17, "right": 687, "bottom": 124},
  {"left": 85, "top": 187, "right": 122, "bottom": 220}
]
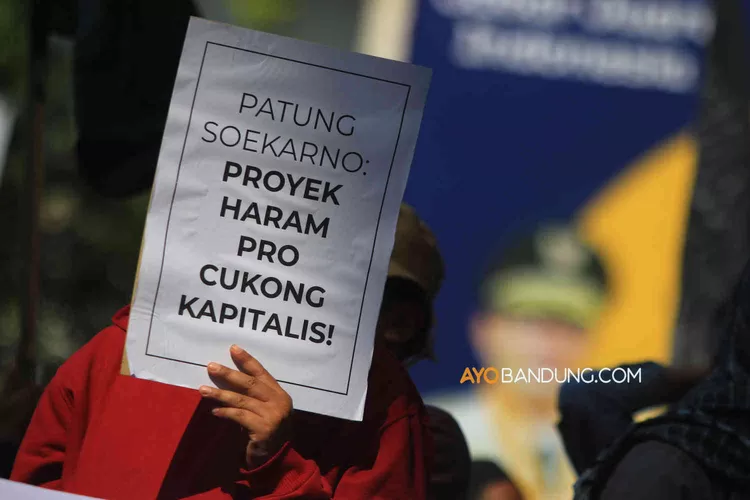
[
  {"left": 0, "top": 8, "right": 148, "bottom": 386},
  {"left": 0, "top": 0, "right": 303, "bottom": 388},
  {"left": 228, "top": 0, "right": 298, "bottom": 30},
  {"left": 0, "top": 0, "right": 27, "bottom": 97}
]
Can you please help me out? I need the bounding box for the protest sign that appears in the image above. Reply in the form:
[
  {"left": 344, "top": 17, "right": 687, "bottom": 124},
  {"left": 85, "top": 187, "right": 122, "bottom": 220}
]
[
  {"left": 0, "top": 479, "right": 98, "bottom": 499},
  {"left": 126, "top": 17, "right": 431, "bottom": 420}
]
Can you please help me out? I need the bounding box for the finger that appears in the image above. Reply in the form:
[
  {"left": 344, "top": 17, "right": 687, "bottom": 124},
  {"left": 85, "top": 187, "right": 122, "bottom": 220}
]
[
  {"left": 207, "top": 362, "right": 275, "bottom": 402},
  {"left": 229, "top": 346, "right": 283, "bottom": 391},
  {"left": 198, "top": 386, "right": 266, "bottom": 416},
  {"left": 210, "top": 406, "right": 266, "bottom": 434}
]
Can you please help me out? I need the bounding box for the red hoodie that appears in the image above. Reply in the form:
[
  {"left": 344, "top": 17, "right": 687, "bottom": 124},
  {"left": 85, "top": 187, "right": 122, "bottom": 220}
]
[{"left": 11, "top": 307, "right": 430, "bottom": 499}]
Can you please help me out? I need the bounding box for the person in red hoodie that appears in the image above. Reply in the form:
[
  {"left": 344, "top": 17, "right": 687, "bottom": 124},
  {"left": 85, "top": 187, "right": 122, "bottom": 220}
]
[
  {"left": 377, "top": 204, "right": 471, "bottom": 500},
  {"left": 10, "top": 208, "right": 435, "bottom": 499}
]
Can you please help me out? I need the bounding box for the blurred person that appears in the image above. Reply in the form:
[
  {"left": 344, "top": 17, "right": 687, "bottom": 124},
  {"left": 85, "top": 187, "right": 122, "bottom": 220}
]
[
  {"left": 572, "top": 259, "right": 750, "bottom": 499},
  {"left": 565, "top": 2, "right": 750, "bottom": 494},
  {"left": 379, "top": 204, "right": 472, "bottom": 500},
  {"left": 467, "top": 460, "right": 524, "bottom": 500},
  {"left": 9, "top": 206, "right": 443, "bottom": 499},
  {"left": 428, "top": 225, "right": 610, "bottom": 500},
  {"left": 558, "top": 361, "right": 708, "bottom": 475}
]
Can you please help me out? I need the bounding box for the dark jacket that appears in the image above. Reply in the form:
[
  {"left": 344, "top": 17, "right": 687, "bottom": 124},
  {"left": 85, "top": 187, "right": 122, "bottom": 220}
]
[
  {"left": 558, "top": 362, "right": 664, "bottom": 474},
  {"left": 425, "top": 405, "right": 471, "bottom": 500},
  {"left": 597, "top": 441, "right": 741, "bottom": 500},
  {"left": 558, "top": 362, "right": 701, "bottom": 475},
  {"left": 573, "top": 261, "right": 750, "bottom": 499}
]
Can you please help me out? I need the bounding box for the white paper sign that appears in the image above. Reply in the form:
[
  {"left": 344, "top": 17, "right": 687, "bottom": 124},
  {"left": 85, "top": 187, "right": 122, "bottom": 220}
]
[
  {"left": 127, "top": 17, "right": 431, "bottom": 420},
  {"left": 0, "top": 479, "right": 99, "bottom": 499}
]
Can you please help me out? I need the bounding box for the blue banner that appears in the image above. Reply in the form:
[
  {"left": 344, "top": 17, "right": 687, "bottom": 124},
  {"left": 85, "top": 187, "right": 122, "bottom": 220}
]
[{"left": 404, "top": 1, "right": 713, "bottom": 498}]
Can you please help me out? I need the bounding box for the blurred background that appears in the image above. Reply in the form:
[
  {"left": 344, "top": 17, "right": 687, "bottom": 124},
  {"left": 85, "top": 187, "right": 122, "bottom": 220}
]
[{"left": 2, "top": 1, "right": 748, "bottom": 499}]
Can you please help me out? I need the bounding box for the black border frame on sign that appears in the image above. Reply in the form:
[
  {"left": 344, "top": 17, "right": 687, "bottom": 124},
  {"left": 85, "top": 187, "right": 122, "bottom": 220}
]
[{"left": 143, "top": 41, "right": 412, "bottom": 396}]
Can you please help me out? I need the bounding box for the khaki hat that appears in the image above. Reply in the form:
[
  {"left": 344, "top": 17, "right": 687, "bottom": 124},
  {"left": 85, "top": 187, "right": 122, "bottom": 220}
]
[
  {"left": 479, "top": 225, "right": 609, "bottom": 330},
  {"left": 388, "top": 203, "right": 445, "bottom": 301}
]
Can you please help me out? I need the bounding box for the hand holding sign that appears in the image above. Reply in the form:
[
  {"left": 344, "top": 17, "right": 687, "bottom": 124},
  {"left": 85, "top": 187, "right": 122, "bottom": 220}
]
[
  {"left": 200, "top": 345, "right": 293, "bottom": 467},
  {"left": 126, "top": 17, "right": 430, "bottom": 420}
]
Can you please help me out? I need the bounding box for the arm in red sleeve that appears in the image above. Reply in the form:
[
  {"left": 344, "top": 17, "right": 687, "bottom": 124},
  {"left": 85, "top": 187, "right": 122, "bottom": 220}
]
[
  {"left": 238, "top": 408, "right": 428, "bottom": 499},
  {"left": 231, "top": 343, "right": 429, "bottom": 499},
  {"left": 333, "top": 409, "right": 428, "bottom": 500},
  {"left": 10, "top": 374, "right": 74, "bottom": 490}
]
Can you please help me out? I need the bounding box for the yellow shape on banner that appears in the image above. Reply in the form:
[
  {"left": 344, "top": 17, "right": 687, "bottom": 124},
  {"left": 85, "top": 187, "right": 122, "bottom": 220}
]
[{"left": 576, "top": 132, "right": 697, "bottom": 368}]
